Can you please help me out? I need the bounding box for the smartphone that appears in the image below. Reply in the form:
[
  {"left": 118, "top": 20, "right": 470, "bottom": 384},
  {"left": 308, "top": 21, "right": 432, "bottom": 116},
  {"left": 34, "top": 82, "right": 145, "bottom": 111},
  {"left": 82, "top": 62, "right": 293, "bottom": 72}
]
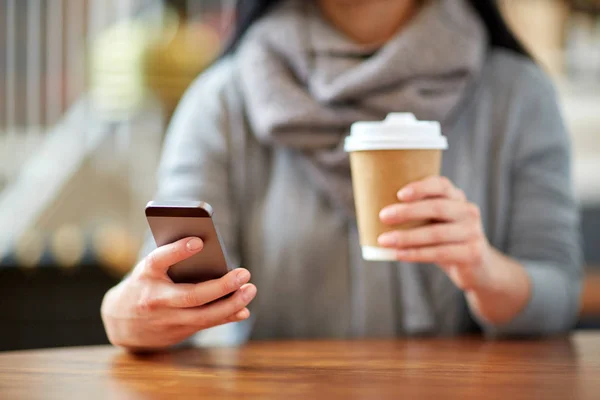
[{"left": 145, "top": 200, "right": 231, "bottom": 284}]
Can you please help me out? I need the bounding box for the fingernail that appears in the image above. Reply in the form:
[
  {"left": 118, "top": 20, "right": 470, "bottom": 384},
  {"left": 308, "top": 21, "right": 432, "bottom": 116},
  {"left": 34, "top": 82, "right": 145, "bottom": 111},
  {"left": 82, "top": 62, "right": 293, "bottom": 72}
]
[
  {"left": 236, "top": 269, "right": 251, "bottom": 286},
  {"left": 186, "top": 238, "right": 203, "bottom": 252},
  {"left": 397, "top": 188, "right": 414, "bottom": 201},
  {"left": 379, "top": 207, "right": 396, "bottom": 221},
  {"left": 378, "top": 233, "right": 397, "bottom": 247},
  {"left": 242, "top": 285, "right": 257, "bottom": 301}
]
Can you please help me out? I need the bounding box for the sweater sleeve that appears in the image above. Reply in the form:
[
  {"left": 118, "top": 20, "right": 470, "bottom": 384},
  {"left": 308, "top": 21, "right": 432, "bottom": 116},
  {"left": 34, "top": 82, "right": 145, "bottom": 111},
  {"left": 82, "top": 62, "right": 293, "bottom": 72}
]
[
  {"left": 481, "top": 63, "right": 583, "bottom": 337},
  {"left": 138, "top": 61, "right": 251, "bottom": 346}
]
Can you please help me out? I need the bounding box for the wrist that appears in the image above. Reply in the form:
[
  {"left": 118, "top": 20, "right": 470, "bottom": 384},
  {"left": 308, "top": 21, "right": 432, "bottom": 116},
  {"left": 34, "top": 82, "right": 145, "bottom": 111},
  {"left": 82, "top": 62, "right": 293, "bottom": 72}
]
[
  {"left": 466, "top": 249, "right": 531, "bottom": 325},
  {"left": 468, "top": 248, "right": 503, "bottom": 295}
]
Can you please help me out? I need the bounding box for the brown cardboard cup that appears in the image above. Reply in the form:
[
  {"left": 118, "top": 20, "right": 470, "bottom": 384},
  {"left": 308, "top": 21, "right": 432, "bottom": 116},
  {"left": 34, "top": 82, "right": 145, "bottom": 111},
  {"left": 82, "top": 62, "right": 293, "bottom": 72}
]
[
  {"left": 349, "top": 149, "right": 442, "bottom": 261},
  {"left": 345, "top": 113, "right": 447, "bottom": 261}
]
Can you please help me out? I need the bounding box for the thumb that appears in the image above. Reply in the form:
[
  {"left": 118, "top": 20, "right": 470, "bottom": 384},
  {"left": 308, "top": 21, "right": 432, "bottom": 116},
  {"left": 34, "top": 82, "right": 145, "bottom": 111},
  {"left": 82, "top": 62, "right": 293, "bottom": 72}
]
[{"left": 141, "top": 237, "right": 204, "bottom": 279}]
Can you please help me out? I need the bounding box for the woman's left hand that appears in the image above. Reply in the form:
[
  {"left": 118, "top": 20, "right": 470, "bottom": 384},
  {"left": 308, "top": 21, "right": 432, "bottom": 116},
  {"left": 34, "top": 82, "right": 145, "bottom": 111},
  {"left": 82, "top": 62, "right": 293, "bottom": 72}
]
[{"left": 378, "top": 176, "right": 493, "bottom": 292}]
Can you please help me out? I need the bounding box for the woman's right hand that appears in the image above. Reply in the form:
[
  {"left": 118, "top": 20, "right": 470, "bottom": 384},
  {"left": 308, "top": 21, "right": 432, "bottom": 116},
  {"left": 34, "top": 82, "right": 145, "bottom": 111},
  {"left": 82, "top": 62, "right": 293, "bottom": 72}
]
[{"left": 101, "top": 237, "right": 257, "bottom": 352}]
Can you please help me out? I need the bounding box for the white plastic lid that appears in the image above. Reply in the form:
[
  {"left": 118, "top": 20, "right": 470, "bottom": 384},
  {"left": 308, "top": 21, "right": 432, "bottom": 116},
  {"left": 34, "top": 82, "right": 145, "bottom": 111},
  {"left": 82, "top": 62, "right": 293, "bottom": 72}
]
[{"left": 344, "top": 113, "right": 448, "bottom": 152}]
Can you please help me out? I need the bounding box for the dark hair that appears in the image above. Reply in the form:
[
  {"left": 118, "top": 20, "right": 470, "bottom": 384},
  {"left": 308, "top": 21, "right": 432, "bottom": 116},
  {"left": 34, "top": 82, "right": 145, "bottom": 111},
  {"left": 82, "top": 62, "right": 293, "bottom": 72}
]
[{"left": 223, "top": 0, "right": 531, "bottom": 58}]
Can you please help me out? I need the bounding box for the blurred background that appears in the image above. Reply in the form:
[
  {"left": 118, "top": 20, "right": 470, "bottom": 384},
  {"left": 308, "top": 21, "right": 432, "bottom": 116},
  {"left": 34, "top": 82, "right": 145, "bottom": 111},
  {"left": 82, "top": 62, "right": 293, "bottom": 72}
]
[{"left": 0, "top": 0, "right": 599, "bottom": 351}]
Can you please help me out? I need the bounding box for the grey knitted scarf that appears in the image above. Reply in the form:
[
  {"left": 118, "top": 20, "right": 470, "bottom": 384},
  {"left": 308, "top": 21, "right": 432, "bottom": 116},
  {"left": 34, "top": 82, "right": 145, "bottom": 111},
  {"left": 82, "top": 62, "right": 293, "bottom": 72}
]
[{"left": 237, "top": 0, "right": 487, "bottom": 215}]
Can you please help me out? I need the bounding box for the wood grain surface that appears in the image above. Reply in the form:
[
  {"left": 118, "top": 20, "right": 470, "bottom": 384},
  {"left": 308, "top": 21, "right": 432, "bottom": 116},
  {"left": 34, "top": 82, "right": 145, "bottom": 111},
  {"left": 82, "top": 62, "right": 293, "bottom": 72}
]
[{"left": 1, "top": 334, "right": 600, "bottom": 400}]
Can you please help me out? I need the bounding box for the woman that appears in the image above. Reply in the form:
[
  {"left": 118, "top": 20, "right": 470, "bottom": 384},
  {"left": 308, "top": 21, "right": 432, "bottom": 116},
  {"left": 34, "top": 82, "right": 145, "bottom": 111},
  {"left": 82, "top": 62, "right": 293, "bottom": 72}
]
[{"left": 102, "top": 0, "right": 582, "bottom": 351}]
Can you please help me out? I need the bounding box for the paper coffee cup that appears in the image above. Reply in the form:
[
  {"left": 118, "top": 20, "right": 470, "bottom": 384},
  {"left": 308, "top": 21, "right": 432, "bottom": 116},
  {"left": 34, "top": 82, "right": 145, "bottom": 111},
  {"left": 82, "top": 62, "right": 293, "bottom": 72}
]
[{"left": 344, "top": 113, "right": 448, "bottom": 261}]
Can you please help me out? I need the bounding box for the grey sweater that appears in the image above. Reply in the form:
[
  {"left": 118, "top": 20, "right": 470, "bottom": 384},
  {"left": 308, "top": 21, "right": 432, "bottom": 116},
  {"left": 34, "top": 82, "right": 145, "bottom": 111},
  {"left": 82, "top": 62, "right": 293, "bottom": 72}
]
[{"left": 144, "top": 49, "right": 582, "bottom": 346}]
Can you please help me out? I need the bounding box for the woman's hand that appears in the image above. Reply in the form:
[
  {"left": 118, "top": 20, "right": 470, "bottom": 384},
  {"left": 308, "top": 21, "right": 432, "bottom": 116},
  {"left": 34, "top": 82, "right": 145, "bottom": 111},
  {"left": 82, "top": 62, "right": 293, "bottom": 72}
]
[
  {"left": 378, "top": 176, "right": 531, "bottom": 325},
  {"left": 378, "top": 176, "right": 493, "bottom": 292},
  {"left": 101, "top": 237, "right": 257, "bottom": 352}
]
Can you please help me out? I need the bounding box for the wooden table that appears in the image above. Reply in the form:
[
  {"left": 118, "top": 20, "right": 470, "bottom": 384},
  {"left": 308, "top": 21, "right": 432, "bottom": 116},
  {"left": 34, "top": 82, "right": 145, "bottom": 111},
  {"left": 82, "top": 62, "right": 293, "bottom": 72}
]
[
  {"left": 581, "top": 270, "right": 600, "bottom": 317},
  {"left": 1, "top": 334, "right": 600, "bottom": 400}
]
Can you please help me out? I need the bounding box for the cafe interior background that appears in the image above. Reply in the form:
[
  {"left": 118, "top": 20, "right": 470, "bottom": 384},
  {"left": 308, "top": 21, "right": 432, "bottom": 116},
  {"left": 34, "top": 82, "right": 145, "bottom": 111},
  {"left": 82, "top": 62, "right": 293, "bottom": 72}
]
[{"left": 0, "top": 0, "right": 599, "bottom": 351}]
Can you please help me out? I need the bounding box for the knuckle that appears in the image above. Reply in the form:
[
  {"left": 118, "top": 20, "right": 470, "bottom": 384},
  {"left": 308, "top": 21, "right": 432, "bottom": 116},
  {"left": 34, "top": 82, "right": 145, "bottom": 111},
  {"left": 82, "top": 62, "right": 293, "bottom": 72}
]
[
  {"left": 469, "top": 204, "right": 481, "bottom": 219},
  {"left": 168, "top": 243, "right": 183, "bottom": 260},
  {"left": 440, "top": 176, "right": 452, "bottom": 191},
  {"left": 182, "top": 290, "right": 201, "bottom": 308},
  {"left": 391, "top": 231, "right": 403, "bottom": 246},
  {"left": 220, "top": 275, "right": 237, "bottom": 295},
  {"left": 144, "top": 251, "right": 159, "bottom": 272},
  {"left": 136, "top": 288, "right": 161, "bottom": 314},
  {"left": 433, "top": 200, "right": 448, "bottom": 219}
]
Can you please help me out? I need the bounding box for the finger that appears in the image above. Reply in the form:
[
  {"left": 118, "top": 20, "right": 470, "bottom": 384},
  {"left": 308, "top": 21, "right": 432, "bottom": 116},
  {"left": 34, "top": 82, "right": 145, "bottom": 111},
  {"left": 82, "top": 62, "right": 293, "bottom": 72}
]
[
  {"left": 164, "top": 268, "right": 252, "bottom": 308},
  {"left": 454, "top": 188, "right": 467, "bottom": 202},
  {"left": 223, "top": 308, "right": 251, "bottom": 324},
  {"left": 178, "top": 284, "right": 257, "bottom": 329},
  {"left": 395, "top": 242, "right": 484, "bottom": 266},
  {"left": 397, "top": 176, "right": 462, "bottom": 202},
  {"left": 173, "top": 308, "right": 251, "bottom": 335},
  {"left": 141, "top": 237, "right": 204, "bottom": 279},
  {"left": 380, "top": 199, "right": 473, "bottom": 225},
  {"left": 378, "top": 222, "right": 479, "bottom": 249}
]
